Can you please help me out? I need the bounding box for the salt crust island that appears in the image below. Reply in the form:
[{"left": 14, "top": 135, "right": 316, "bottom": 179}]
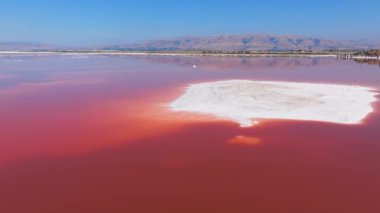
[{"left": 170, "top": 80, "right": 378, "bottom": 127}]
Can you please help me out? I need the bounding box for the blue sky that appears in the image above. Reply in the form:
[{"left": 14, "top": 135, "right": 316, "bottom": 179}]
[{"left": 1, "top": 0, "right": 379, "bottom": 46}]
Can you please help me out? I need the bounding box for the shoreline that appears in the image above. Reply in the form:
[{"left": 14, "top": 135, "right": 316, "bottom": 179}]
[
  {"left": 0, "top": 50, "right": 358, "bottom": 58},
  {"left": 0, "top": 51, "right": 379, "bottom": 60}
]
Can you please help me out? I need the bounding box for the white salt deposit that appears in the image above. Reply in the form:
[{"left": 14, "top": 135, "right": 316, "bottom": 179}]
[{"left": 170, "top": 80, "right": 378, "bottom": 127}]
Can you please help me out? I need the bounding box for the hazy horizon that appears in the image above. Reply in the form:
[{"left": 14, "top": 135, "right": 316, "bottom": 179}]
[{"left": 1, "top": 0, "right": 380, "bottom": 46}]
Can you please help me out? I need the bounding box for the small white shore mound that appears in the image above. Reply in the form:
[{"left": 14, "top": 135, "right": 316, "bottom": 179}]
[{"left": 170, "top": 80, "right": 378, "bottom": 127}]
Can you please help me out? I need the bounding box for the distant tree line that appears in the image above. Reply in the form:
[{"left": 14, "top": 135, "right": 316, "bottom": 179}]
[{"left": 355, "top": 50, "right": 380, "bottom": 57}]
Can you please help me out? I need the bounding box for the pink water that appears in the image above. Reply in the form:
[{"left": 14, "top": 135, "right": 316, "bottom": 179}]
[{"left": 0, "top": 55, "right": 379, "bottom": 213}]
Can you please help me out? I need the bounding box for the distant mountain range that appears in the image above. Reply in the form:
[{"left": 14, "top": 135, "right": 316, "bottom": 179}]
[
  {"left": 1, "top": 35, "right": 380, "bottom": 51},
  {"left": 103, "top": 34, "right": 380, "bottom": 51},
  {"left": 0, "top": 42, "right": 60, "bottom": 51}
]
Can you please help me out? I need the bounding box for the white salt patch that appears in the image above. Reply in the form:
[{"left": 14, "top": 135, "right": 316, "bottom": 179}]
[{"left": 170, "top": 80, "right": 378, "bottom": 127}]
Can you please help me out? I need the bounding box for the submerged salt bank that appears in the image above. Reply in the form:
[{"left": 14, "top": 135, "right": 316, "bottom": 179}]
[{"left": 170, "top": 80, "right": 378, "bottom": 127}]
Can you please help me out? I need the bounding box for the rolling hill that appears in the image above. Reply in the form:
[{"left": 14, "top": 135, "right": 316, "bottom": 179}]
[{"left": 103, "top": 34, "right": 380, "bottom": 51}]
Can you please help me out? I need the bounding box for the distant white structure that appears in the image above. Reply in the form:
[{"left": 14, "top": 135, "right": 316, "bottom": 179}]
[
  {"left": 170, "top": 80, "right": 378, "bottom": 127},
  {"left": 192, "top": 65, "right": 197, "bottom": 68}
]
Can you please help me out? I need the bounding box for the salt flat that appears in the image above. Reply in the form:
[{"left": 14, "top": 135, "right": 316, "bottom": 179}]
[{"left": 170, "top": 80, "right": 378, "bottom": 127}]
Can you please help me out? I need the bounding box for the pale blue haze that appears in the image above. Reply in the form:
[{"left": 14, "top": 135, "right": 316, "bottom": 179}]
[{"left": 0, "top": 0, "right": 379, "bottom": 46}]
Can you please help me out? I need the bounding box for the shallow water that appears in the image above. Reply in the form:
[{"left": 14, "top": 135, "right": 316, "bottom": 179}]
[{"left": 0, "top": 55, "right": 379, "bottom": 213}]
